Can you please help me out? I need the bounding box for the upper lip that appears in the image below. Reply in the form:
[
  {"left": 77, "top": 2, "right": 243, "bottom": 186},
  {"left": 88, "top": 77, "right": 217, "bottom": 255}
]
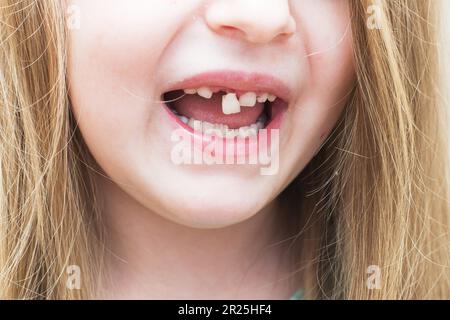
[{"left": 161, "top": 70, "right": 292, "bottom": 103}]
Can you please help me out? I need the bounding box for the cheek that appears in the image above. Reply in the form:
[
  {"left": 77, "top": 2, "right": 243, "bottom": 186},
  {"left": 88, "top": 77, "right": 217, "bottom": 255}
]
[
  {"left": 310, "top": 12, "right": 354, "bottom": 133},
  {"left": 67, "top": 1, "right": 185, "bottom": 164},
  {"left": 68, "top": 0, "right": 201, "bottom": 78},
  {"left": 304, "top": 47, "right": 354, "bottom": 152},
  {"left": 293, "top": 1, "right": 354, "bottom": 86},
  {"left": 68, "top": 3, "right": 166, "bottom": 98},
  {"left": 309, "top": 39, "right": 355, "bottom": 112},
  {"left": 287, "top": 15, "right": 354, "bottom": 163}
]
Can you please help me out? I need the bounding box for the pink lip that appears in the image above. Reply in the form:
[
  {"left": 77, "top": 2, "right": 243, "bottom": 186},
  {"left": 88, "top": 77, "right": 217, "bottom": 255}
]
[
  {"left": 162, "top": 70, "right": 290, "bottom": 158},
  {"left": 163, "top": 70, "right": 292, "bottom": 103}
]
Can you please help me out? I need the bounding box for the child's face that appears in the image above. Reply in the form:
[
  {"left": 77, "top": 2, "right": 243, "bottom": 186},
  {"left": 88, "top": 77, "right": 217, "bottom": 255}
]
[{"left": 68, "top": 0, "right": 355, "bottom": 228}]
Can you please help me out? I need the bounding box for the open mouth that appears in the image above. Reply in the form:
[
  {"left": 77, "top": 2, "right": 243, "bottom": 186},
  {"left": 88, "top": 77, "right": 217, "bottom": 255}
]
[{"left": 162, "top": 86, "right": 287, "bottom": 138}]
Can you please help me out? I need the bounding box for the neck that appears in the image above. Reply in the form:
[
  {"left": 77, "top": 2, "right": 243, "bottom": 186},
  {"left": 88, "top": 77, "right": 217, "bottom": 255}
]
[{"left": 97, "top": 177, "right": 297, "bottom": 299}]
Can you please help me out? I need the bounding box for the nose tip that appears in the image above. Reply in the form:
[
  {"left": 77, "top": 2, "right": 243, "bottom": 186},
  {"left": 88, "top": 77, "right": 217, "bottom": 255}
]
[{"left": 205, "top": 0, "right": 297, "bottom": 44}]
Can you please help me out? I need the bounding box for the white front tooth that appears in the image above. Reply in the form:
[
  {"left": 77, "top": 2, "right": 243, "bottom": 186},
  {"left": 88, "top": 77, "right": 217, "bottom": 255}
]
[
  {"left": 268, "top": 94, "right": 277, "bottom": 102},
  {"left": 184, "top": 89, "right": 197, "bottom": 95},
  {"left": 197, "top": 87, "right": 213, "bottom": 99},
  {"left": 222, "top": 93, "right": 241, "bottom": 115},
  {"left": 179, "top": 116, "right": 189, "bottom": 124},
  {"left": 239, "top": 92, "right": 257, "bottom": 107},
  {"left": 257, "top": 93, "right": 269, "bottom": 103}
]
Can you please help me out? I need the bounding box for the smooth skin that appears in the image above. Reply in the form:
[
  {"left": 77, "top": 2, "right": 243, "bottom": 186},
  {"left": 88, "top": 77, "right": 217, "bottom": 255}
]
[{"left": 68, "top": 0, "right": 355, "bottom": 299}]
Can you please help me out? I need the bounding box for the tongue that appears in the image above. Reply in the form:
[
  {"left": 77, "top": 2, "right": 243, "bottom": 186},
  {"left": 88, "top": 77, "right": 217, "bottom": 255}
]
[{"left": 168, "top": 91, "right": 264, "bottom": 129}]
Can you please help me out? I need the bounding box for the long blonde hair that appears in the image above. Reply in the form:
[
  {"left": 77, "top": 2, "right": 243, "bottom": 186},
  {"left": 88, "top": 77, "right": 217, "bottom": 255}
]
[{"left": 1, "top": 0, "right": 449, "bottom": 299}]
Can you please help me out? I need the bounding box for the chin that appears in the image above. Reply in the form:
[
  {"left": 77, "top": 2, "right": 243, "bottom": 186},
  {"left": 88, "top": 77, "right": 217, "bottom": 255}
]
[{"left": 154, "top": 187, "right": 269, "bottom": 229}]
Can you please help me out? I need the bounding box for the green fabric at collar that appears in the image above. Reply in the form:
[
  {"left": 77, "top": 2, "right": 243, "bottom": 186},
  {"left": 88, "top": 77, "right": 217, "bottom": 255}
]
[{"left": 289, "top": 289, "right": 304, "bottom": 300}]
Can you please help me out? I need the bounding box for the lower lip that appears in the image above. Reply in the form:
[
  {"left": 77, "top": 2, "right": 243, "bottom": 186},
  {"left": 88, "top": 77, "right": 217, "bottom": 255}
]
[{"left": 162, "top": 101, "right": 287, "bottom": 158}]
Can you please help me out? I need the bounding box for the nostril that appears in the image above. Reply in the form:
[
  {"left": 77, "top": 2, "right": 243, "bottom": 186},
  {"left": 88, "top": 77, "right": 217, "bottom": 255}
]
[
  {"left": 222, "top": 25, "right": 239, "bottom": 32},
  {"left": 217, "top": 25, "right": 247, "bottom": 39},
  {"left": 214, "top": 19, "right": 295, "bottom": 44}
]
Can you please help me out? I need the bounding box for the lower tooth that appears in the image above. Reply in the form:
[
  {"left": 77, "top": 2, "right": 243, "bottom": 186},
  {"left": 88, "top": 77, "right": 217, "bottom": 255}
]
[
  {"left": 195, "top": 121, "right": 204, "bottom": 131},
  {"left": 214, "top": 128, "right": 224, "bottom": 137},
  {"left": 179, "top": 116, "right": 189, "bottom": 124},
  {"left": 209, "top": 129, "right": 222, "bottom": 136},
  {"left": 188, "top": 118, "right": 202, "bottom": 131},
  {"left": 184, "top": 118, "right": 262, "bottom": 137},
  {"left": 239, "top": 127, "right": 251, "bottom": 138},
  {"left": 225, "top": 128, "right": 239, "bottom": 138}
]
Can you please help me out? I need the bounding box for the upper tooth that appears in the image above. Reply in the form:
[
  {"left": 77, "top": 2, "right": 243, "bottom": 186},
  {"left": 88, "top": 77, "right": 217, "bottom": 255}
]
[
  {"left": 222, "top": 93, "right": 241, "bottom": 115},
  {"left": 197, "top": 87, "right": 213, "bottom": 99},
  {"left": 239, "top": 92, "right": 257, "bottom": 107},
  {"left": 268, "top": 94, "right": 277, "bottom": 102},
  {"left": 184, "top": 89, "right": 197, "bottom": 95},
  {"left": 257, "top": 93, "right": 269, "bottom": 103}
]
